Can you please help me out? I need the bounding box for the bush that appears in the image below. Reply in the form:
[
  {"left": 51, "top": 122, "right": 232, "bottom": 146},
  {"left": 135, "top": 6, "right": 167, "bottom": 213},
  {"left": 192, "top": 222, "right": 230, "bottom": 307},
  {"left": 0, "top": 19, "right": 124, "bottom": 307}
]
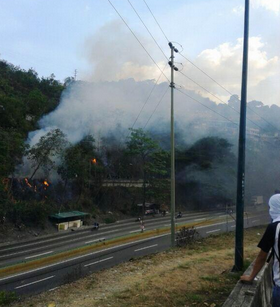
[
  {"left": 7, "top": 201, "right": 52, "bottom": 227},
  {"left": 0, "top": 291, "right": 17, "bottom": 306},
  {"left": 104, "top": 217, "right": 116, "bottom": 224}
]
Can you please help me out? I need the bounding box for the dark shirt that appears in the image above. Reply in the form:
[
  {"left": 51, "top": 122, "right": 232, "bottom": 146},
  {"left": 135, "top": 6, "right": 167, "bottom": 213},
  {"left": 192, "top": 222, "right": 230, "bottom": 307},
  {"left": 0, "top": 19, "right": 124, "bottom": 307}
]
[{"left": 258, "top": 222, "right": 280, "bottom": 253}]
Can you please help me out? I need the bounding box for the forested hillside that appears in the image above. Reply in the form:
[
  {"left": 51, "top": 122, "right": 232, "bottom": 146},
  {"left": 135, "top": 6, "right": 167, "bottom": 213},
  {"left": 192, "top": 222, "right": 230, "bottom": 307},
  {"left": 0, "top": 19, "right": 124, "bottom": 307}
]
[{"left": 0, "top": 60, "right": 64, "bottom": 226}]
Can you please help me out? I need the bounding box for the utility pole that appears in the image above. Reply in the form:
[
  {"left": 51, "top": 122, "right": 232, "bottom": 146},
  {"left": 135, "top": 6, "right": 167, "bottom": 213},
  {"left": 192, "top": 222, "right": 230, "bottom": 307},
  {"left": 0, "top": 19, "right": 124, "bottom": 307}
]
[
  {"left": 234, "top": 0, "right": 250, "bottom": 271},
  {"left": 168, "top": 42, "right": 178, "bottom": 247},
  {"left": 74, "top": 69, "right": 77, "bottom": 81}
]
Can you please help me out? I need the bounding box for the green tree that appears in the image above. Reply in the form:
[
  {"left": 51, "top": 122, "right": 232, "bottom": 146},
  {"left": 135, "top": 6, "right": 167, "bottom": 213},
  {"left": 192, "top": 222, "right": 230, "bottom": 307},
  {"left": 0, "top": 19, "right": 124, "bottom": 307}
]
[
  {"left": 58, "top": 135, "right": 100, "bottom": 189},
  {"left": 126, "top": 128, "right": 169, "bottom": 215},
  {"left": 27, "top": 129, "right": 68, "bottom": 179}
]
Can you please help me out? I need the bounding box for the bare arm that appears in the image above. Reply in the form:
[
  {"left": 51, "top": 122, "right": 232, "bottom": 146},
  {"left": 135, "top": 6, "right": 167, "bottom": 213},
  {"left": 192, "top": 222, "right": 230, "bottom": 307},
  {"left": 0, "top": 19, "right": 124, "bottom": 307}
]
[{"left": 240, "top": 250, "right": 268, "bottom": 282}]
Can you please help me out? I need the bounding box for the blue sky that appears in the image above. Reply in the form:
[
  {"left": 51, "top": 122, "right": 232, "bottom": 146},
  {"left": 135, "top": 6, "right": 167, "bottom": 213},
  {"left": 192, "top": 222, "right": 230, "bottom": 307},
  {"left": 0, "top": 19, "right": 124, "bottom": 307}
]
[{"left": 0, "top": 0, "right": 279, "bottom": 105}]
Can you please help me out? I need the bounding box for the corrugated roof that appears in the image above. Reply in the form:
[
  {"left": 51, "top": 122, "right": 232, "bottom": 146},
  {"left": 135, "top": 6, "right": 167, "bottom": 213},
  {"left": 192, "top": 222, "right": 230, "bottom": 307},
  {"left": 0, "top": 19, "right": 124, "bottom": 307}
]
[{"left": 49, "top": 211, "right": 89, "bottom": 219}]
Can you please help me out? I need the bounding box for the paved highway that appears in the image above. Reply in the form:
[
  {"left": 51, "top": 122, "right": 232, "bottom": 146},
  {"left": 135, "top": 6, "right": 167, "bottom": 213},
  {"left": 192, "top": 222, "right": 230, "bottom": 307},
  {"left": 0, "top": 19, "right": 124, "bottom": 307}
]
[
  {"left": 0, "top": 209, "right": 270, "bottom": 297},
  {"left": 0, "top": 210, "right": 226, "bottom": 267}
]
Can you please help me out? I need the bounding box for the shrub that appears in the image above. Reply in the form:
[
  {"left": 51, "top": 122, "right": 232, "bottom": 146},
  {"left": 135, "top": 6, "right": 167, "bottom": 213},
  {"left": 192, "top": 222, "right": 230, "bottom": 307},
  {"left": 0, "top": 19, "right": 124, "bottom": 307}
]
[{"left": 0, "top": 291, "right": 17, "bottom": 306}]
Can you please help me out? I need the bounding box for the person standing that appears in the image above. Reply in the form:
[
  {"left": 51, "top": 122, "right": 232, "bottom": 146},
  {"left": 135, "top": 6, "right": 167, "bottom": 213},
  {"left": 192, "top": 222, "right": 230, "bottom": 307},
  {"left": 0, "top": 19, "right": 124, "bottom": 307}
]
[{"left": 240, "top": 192, "right": 280, "bottom": 307}]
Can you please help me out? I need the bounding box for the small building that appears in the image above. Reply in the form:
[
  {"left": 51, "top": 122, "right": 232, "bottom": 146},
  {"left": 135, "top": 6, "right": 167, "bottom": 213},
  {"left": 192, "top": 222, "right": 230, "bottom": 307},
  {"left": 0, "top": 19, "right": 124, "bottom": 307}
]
[{"left": 49, "top": 211, "right": 90, "bottom": 231}]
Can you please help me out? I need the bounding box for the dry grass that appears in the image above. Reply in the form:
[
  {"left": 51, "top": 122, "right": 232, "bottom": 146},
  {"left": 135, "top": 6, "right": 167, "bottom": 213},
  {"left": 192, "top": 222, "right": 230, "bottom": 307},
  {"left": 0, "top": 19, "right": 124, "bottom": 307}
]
[{"left": 10, "top": 226, "right": 265, "bottom": 307}]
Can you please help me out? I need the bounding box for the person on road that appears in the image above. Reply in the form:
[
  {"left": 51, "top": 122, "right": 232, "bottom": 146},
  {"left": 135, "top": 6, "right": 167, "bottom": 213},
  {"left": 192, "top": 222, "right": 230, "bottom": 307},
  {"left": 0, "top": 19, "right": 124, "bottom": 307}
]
[
  {"left": 140, "top": 220, "right": 145, "bottom": 233},
  {"left": 240, "top": 192, "right": 280, "bottom": 307}
]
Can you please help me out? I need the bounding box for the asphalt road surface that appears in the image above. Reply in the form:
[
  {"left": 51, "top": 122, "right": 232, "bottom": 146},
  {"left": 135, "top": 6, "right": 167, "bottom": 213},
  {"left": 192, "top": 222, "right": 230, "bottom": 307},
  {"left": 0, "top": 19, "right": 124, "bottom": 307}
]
[{"left": 0, "top": 209, "right": 270, "bottom": 297}]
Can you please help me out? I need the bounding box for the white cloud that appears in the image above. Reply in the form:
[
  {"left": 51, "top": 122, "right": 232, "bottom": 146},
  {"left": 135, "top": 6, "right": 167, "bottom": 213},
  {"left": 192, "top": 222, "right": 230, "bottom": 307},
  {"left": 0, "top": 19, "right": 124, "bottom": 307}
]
[
  {"left": 176, "top": 37, "right": 280, "bottom": 106},
  {"left": 232, "top": 5, "right": 244, "bottom": 15},
  {"left": 252, "top": 0, "right": 280, "bottom": 14}
]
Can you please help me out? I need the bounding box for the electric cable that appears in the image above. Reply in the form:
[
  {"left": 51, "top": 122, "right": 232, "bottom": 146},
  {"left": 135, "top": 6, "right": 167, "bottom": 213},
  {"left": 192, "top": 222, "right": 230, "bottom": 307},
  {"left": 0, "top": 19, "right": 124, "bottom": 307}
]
[
  {"left": 106, "top": 0, "right": 170, "bottom": 83},
  {"left": 178, "top": 53, "right": 280, "bottom": 133},
  {"left": 176, "top": 86, "right": 280, "bottom": 149},
  {"left": 126, "top": 64, "right": 168, "bottom": 139},
  {"left": 127, "top": 0, "right": 168, "bottom": 61},
  {"left": 143, "top": 85, "right": 169, "bottom": 129},
  {"left": 142, "top": 0, "right": 169, "bottom": 43},
  {"left": 177, "top": 72, "right": 270, "bottom": 133}
]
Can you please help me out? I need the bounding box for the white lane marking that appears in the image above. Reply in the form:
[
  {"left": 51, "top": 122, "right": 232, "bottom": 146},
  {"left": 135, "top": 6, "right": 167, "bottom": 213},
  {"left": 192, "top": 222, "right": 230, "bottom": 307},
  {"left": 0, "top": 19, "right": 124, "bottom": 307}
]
[
  {"left": 129, "top": 230, "right": 140, "bottom": 233},
  {"left": 0, "top": 229, "right": 120, "bottom": 259},
  {"left": 0, "top": 233, "right": 169, "bottom": 282},
  {"left": 231, "top": 225, "right": 236, "bottom": 228},
  {"left": 206, "top": 229, "right": 220, "bottom": 234},
  {"left": 196, "top": 222, "right": 227, "bottom": 229},
  {"left": 48, "top": 287, "right": 59, "bottom": 292},
  {"left": 135, "top": 244, "right": 158, "bottom": 252},
  {"left": 25, "top": 251, "right": 53, "bottom": 260},
  {"left": 85, "top": 238, "right": 105, "bottom": 244},
  {"left": 15, "top": 275, "right": 55, "bottom": 289},
  {"left": 252, "top": 220, "right": 260, "bottom": 223},
  {"left": 195, "top": 218, "right": 206, "bottom": 221},
  {"left": 84, "top": 256, "right": 113, "bottom": 267}
]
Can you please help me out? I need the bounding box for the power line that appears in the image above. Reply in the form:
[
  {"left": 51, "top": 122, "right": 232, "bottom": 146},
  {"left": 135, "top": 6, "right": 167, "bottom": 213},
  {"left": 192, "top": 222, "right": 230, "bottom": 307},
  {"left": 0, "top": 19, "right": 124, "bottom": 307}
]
[
  {"left": 127, "top": 0, "right": 168, "bottom": 61},
  {"left": 143, "top": 85, "right": 169, "bottom": 129},
  {"left": 178, "top": 52, "right": 232, "bottom": 96},
  {"left": 175, "top": 87, "right": 238, "bottom": 126},
  {"left": 142, "top": 0, "right": 169, "bottom": 43},
  {"left": 106, "top": 0, "right": 170, "bottom": 83},
  {"left": 178, "top": 52, "right": 280, "bottom": 134},
  {"left": 141, "top": 0, "right": 280, "bottom": 135},
  {"left": 126, "top": 64, "right": 168, "bottom": 137},
  {"left": 176, "top": 86, "right": 280, "bottom": 150},
  {"left": 177, "top": 71, "right": 269, "bottom": 133}
]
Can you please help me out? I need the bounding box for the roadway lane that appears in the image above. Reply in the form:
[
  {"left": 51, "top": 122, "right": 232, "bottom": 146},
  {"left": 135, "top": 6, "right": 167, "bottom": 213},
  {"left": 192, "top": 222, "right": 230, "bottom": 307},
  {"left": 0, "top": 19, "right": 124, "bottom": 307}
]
[
  {"left": 0, "top": 210, "right": 227, "bottom": 267},
  {"left": 0, "top": 212, "right": 270, "bottom": 297}
]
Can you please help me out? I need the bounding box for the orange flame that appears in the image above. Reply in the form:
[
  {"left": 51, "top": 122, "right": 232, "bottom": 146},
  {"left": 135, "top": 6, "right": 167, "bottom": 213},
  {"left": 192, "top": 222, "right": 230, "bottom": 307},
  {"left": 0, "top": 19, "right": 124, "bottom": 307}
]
[{"left": 43, "top": 180, "right": 49, "bottom": 187}]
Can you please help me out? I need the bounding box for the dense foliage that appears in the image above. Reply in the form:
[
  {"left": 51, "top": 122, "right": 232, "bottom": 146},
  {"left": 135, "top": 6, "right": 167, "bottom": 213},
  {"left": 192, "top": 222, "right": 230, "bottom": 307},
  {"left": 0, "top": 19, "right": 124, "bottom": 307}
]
[{"left": 0, "top": 60, "right": 64, "bottom": 225}]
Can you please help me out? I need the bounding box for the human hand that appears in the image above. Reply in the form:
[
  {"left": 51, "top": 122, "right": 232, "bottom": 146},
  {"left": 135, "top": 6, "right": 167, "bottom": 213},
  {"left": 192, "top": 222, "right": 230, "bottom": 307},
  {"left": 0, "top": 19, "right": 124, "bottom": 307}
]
[{"left": 240, "top": 275, "right": 254, "bottom": 283}]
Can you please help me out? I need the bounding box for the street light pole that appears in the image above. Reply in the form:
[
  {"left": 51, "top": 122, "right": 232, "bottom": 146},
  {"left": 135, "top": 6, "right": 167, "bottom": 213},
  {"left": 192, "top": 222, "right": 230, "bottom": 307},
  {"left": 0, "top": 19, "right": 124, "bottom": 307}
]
[
  {"left": 234, "top": 0, "right": 250, "bottom": 271},
  {"left": 169, "top": 42, "right": 178, "bottom": 247}
]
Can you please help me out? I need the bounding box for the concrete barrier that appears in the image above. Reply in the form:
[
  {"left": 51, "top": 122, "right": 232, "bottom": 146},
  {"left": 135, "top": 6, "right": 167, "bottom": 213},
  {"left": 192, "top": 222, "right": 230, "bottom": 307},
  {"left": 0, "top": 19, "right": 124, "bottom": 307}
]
[{"left": 223, "top": 260, "right": 273, "bottom": 307}]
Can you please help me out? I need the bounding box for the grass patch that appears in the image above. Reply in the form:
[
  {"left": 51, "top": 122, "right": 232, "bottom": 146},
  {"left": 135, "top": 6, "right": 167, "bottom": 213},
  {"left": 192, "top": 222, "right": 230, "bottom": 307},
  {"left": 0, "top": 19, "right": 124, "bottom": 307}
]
[{"left": 0, "top": 291, "right": 17, "bottom": 306}]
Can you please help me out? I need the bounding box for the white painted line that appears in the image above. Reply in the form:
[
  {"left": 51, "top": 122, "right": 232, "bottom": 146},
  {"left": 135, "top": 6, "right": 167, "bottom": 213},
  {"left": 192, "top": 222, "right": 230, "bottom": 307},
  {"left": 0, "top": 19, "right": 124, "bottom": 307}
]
[
  {"left": 206, "top": 229, "right": 220, "bottom": 234},
  {"left": 196, "top": 222, "right": 226, "bottom": 229},
  {"left": 135, "top": 244, "right": 158, "bottom": 252},
  {"left": 0, "top": 233, "right": 169, "bottom": 282},
  {"left": 231, "top": 225, "right": 236, "bottom": 228},
  {"left": 84, "top": 256, "right": 113, "bottom": 267},
  {"left": 25, "top": 251, "right": 53, "bottom": 260},
  {"left": 48, "top": 287, "right": 59, "bottom": 292},
  {"left": 15, "top": 275, "right": 55, "bottom": 289},
  {"left": 85, "top": 238, "right": 105, "bottom": 244},
  {"left": 195, "top": 218, "right": 206, "bottom": 221},
  {"left": 252, "top": 220, "right": 260, "bottom": 223},
  {"left": 129, "top": 230, "right": 140, "bottom": 233}
]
